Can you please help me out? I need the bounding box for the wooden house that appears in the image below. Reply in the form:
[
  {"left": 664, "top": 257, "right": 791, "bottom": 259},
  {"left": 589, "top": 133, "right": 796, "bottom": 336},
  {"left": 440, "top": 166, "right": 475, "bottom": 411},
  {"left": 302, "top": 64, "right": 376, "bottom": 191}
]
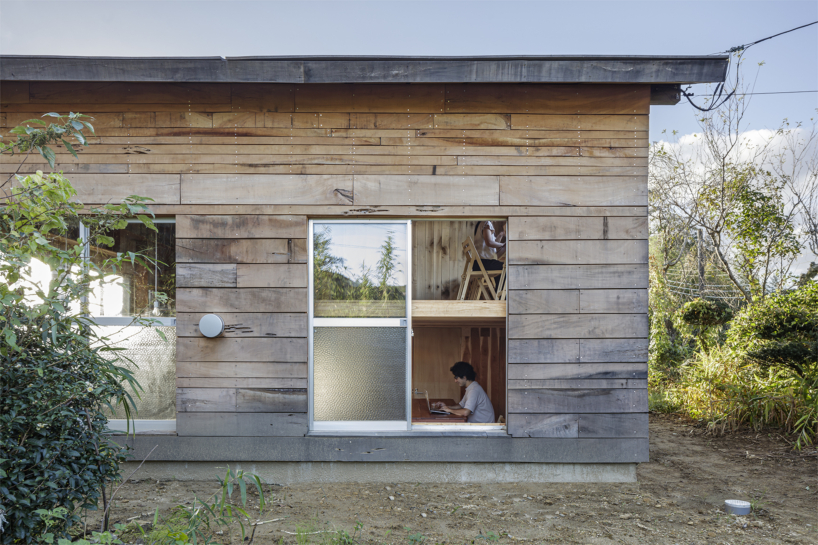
[{"left": 0, "top": 55, "right": 727, "bottom": 482}]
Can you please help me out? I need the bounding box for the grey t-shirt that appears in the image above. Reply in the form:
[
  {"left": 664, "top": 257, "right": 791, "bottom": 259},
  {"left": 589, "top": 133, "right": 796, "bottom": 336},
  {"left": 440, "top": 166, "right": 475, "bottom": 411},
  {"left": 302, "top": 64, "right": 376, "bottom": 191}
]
[{"left": 459, "top": 381, "right": 495, "bottom": 423}]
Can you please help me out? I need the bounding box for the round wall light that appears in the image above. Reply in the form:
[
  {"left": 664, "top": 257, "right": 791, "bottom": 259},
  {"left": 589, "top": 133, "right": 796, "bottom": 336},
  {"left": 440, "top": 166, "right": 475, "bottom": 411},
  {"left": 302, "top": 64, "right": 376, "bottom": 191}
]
[{"left": 198, "top": 314, "right": 225, "bottom": 338}]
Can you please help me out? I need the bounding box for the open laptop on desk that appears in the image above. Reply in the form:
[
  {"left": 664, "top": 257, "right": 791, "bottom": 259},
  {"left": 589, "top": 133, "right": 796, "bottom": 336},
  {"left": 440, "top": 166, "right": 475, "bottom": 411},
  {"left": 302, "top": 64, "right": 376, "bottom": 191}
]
[{"left": 425, "top": 391, "right": 449, "bottom": 415}]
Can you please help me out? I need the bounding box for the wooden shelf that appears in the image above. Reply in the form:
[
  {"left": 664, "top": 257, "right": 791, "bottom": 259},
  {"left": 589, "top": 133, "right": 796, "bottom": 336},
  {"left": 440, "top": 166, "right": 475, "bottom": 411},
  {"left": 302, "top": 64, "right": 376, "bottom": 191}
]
[{"left": 411, "top": 300, "right": 506, "bottom": 326}]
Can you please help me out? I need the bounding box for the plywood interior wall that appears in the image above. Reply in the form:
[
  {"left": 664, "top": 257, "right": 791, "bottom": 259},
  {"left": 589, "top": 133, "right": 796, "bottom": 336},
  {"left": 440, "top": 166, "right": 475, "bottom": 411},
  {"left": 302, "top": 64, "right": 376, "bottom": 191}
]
[
  {"left": 412, "top": 326, "right": 506, "bottom": 419},
  {"left": 412, "top": 220, "right": 478, "bottom": 300},
  {"left": 0, "top": 81, "right": 650, "bottom": 455}
]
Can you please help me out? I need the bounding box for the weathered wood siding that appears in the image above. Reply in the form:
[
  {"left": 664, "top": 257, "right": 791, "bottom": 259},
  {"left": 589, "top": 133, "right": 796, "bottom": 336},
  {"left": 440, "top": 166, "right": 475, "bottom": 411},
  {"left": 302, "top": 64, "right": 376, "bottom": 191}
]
[{"left": 1, "top": 82, "right": 649, "bottom": 453}]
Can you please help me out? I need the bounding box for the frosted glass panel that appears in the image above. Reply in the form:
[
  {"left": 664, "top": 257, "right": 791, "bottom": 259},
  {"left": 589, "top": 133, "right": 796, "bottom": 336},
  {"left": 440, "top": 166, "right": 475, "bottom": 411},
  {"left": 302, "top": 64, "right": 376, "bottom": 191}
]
[
  {"left": 313, "top": 223, "right": 407, "bottom": 317},
  {"left": 98, "top": 326, "right": 177, "bottom": 420},
  {"left": 314, "top": 327, "right": 406, "bottom": 421}
]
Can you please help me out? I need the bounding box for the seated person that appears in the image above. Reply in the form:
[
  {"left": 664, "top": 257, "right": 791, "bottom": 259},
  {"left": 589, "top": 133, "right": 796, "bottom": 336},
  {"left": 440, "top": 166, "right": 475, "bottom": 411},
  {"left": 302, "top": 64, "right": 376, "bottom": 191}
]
[
  {"left": 433, "top": 361, "right": 495, "bottom": 423},
  {"left": 473, "top": 220, "right": 506, "bottom": 288}
]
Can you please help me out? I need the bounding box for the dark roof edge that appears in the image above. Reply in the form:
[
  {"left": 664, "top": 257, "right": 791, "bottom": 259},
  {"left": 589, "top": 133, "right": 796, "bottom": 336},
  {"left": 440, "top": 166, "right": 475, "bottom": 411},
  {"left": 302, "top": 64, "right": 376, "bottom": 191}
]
[{"left": 0, "top": 55, "right": 729, "bottom": 84}]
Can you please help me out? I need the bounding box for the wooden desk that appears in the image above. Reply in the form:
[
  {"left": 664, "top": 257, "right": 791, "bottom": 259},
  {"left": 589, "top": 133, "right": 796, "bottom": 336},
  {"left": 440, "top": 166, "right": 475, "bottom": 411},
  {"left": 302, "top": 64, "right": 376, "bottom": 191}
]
[{"left": 412, "top": 398, "right": 469, "bottom": 423}]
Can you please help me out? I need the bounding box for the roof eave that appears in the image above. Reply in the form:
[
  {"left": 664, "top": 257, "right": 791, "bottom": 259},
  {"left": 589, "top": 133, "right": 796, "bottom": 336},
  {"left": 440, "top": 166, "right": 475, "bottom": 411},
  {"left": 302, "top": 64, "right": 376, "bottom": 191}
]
[{"left": 0, "top": 55, "right": 728, "bottom": 84}]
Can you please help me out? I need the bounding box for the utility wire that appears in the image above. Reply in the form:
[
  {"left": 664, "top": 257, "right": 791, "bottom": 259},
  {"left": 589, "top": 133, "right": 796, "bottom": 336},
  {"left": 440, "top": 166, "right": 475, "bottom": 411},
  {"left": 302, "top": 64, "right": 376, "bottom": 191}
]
[
  {"left": 685, "top": 20, "right": 818, "bottom": 112},
  {"left": 722, "top": 20, "right": 818, "bottom": 53},
  {"left": 692, "top": 90, "right": 818, "bottom": 97}
]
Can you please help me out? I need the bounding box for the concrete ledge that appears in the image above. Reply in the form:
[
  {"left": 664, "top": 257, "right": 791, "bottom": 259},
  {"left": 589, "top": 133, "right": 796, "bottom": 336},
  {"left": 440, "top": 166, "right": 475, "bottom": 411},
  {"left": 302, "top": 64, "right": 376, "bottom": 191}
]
[
  {"left": 121, "top": 461, "right": 637, "bottom": 484},
  {"left": 118, "top": 435, "right": 648, "bottom": 463}
]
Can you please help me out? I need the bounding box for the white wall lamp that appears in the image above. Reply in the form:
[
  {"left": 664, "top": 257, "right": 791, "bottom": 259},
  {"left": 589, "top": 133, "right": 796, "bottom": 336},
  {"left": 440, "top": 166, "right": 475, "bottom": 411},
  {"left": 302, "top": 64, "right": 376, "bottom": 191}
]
[{"left": 198, "top": 314, "right": 225, "bottom": 338}]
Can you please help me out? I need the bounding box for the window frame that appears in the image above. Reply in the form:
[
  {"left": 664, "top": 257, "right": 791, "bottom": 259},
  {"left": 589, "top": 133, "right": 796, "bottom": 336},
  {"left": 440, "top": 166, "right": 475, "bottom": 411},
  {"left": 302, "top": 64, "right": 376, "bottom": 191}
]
[
  {"left": 308, "top": 219, "right": 413, "bottom": 433},
  {"left": 79, "top": 218, "right": 176, "bottom": 327}
]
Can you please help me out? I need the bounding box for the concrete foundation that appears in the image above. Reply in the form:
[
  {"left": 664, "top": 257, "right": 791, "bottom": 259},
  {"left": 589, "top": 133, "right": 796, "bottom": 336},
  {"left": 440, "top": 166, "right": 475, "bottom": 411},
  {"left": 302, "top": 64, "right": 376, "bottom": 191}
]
[{"left": 121, "top": 461, "right": 636, "bottom": 484}]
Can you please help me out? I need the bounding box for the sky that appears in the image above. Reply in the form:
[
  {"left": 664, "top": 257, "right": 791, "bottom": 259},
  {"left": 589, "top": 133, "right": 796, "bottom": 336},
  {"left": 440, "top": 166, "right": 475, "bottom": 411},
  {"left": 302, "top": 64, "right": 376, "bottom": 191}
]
[
  {"left": 1, "top": 0, "right": 816, "bottom": 273},
  {"left": 0, "top": 0, "right": 816, "bottom": 139}
]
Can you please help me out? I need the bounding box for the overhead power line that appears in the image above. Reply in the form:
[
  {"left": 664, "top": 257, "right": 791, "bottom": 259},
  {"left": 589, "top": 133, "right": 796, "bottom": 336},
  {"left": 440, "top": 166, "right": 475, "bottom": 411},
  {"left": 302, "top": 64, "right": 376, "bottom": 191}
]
[
  {"left": 722, "top": 20, "right": 818, "bottom": 53},
  {"left": 684, "top": 20, "right": 818, "bottom": 112},
  {"left": 690, "top": 90, "right": 818, "bottom": 97}
]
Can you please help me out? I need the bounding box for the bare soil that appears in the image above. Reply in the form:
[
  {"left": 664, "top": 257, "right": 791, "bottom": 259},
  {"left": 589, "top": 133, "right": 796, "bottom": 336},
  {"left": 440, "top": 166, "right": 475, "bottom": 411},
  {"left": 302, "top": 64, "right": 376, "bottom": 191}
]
[{"left": 92, "top": 414, "right": 817, "bottom": 544}]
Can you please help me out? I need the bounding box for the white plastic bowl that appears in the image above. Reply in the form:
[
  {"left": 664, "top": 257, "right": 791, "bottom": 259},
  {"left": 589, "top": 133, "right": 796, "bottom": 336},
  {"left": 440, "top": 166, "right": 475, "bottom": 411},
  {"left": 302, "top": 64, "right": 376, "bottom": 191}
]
[{"left": 724, "top": 499, "right": 751, "bottom": 515}]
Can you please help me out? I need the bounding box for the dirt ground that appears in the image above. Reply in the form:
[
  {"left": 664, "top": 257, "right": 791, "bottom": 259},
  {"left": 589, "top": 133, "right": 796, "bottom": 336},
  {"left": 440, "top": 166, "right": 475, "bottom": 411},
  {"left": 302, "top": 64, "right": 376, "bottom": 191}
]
[{"left": 91, "top": 414, "right": 817, "bottom": 544}]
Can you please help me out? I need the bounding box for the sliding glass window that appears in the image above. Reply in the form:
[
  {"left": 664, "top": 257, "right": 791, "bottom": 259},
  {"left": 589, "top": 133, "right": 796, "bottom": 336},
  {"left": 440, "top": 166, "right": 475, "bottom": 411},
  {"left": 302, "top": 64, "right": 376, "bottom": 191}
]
[{"left": 309, "top": 220, "right": 412, "bottom": 432}]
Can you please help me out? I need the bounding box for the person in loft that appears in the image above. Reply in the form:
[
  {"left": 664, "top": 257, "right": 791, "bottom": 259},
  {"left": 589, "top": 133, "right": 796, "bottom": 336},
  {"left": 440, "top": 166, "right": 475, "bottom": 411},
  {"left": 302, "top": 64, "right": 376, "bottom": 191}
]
[
  {"left": 433, "top": 361, "right": 495, "bottom": 423},
  {"left": 473, "top": 220, "right": 506, "bottom": 286}
]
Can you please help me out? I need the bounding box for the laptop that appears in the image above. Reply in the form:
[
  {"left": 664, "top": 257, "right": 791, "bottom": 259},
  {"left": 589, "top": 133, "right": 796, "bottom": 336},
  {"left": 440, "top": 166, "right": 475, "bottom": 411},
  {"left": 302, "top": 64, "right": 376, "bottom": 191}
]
[{"left": 425, "top": 391, "right": 449, "bottom": 415}]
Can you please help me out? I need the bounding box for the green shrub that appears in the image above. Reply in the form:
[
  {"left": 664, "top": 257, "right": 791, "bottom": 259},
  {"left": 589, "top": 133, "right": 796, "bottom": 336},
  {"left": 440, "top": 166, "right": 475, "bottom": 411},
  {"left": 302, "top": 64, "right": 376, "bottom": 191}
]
[
  {"left": 679, "top": 298, "right": 734, "bottom": 327},
  {"left": 1, "top": 114, "right": 159, "bottom": 542},
  {"left": 727, "top": 282, "right": 818, "bottom": 378}
]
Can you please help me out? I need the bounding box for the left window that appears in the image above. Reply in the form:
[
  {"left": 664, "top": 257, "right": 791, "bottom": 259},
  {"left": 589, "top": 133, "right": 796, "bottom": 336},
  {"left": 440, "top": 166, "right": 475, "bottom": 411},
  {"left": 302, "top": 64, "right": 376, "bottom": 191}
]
[
  {"left": 81, "top": 219, "right": 177, "bottom": 426},
  {"left": 84, "top": 219, "right": 176, "bottom": 326}
]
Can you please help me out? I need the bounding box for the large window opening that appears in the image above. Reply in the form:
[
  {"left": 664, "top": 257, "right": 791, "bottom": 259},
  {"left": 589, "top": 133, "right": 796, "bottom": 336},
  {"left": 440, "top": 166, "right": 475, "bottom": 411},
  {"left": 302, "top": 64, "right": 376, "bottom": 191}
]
[
  {"left": 308, "top": 219, "right": 508, "bottom": 434},
  {"left": 410, "top": 220, "right": 507, "bottom": 431}
]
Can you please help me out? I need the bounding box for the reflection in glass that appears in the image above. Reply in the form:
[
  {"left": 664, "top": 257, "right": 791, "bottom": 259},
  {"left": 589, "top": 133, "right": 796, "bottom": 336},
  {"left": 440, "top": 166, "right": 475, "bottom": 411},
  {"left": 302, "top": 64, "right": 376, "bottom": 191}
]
[
  {"left": 313, "top": 327, "right": 406, "bottom": 421},
  {"left": 313, "top": 223, "right": 407, "bottom": 317},
  {"left": 88, "top": 222, "right": 176, "bottom": 318}
]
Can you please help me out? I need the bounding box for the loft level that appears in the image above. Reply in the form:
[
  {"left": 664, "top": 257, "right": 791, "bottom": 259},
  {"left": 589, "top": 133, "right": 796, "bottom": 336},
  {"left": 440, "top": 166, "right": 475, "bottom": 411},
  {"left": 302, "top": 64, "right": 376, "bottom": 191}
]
[{"left": 411, "top": 300, "right": 506, "bottom": 326}]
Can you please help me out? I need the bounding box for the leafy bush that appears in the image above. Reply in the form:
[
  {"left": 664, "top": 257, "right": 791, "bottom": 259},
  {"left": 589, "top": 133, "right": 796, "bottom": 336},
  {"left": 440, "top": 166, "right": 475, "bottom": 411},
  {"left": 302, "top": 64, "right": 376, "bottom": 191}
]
[
  {"left": 727, "top": 282, "right": 818, "bottom": 378},
  {"left": 679, "top": 298, "right": 734, "bottom": 327},
  {"left": 1, "top": 116, "right": 158, "bottom": 542}
]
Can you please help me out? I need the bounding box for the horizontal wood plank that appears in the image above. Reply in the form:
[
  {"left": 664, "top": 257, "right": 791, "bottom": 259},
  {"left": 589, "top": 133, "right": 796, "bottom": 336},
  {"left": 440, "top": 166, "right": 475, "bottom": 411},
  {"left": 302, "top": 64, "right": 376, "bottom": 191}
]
[
  {"left": 176, "top": 377, "right": 307, "bottom": 388},
  {"left": 510, "top": 114, "right": 648, "bottom": 131},
  {"left": 176, "top": 264, "right": 237, "bottom": 287},
  {"left": 176, "top": 412, "right": 307, "bottom": 437},
  {"left": 433, "top": 114, "right": 510, "bottom": 130},
  {"left": 508, "top": 413, "right": 648, "bottom": 438},
  {"left": 177, "top": 337, "right": 307, "bottom": 362},
  {"left": 176, "top": 288, "right": 307, "bottom": 313},
  {"left": 29, "top": 82, "right": 232, "bottom": 104},
  {"left": 579, "top": 413, "right": 648, "bottom": 438},
  {"left": 508, "top": 388, "right": 648, "bottom": 413},
  {"left": 237, "top": 388, "right": 308, "bottom": 412},
  {"left": 177, "top": 214, "right": 307, "bottom": 239},
  {"left": 290, "top": 239, "right": 308, "bottom": 263},
  {"left": 231, "top": 83, "right": 295, "bottom": 112},
  {"left": 444, "top": 84, "right": 650, "bottom": 115},
  {"left": 579, "top": 289, "right": 648, "bottom": 313},
  {"left": 176, "top": 361, "right": 307, "bottom": 378},
  {"left": 177, "top": 239, "right": 289, "bottom": 263},
  {"left": 353, "top": 175, "right": 499, "bottom": 206},
  {"left": 237, "top": 264, "right": 308, "bottom": 288},
  {"left": 181, "top": 174, "right": 354, "bottom": 205},
  {"left": 144, "top": 204, "right": 648, "bottom": 217},
  {"left": 508, "top": 290, "right": 579, "bottom": 314},
  {"left": 508, "top": 379, "right": 647, "bottom": 389},
  {"left": 508, "top": 216, "right": 647, "bottom": 240},
  {"left": 176, "top": 387, "right": 307, "bottom": 412},
  {"left": 350, "top": 113, "right": 434, "bottom": 129},
  {"left": 508, "top": 265, "right": 649, "bottom": 289},
  {"left": 508, "top": 414, "right": 578, "bottom": 438},
  {"left": 508, "top": 314, "right": 648, "bottom": 339},
  {"left": 508, "top": 363, "right": 647, "bottom": 380},
  {"left": 19, "top": 174, "right": 181, "bottom": 204},
  {"left": 176, "top": 312, "right": 307, "bottom": 338},
  {"left": 509, "top": 240, "right": 648, "bottom": 265},
  {"left": 580, "top": 339, "right": 649, "bottom": 362},
  {"left": 508, "top": 339, "right": 579, "bottom": 363},
  {"left": 500, "top": 176, "right": 647, "bottom": 207}
]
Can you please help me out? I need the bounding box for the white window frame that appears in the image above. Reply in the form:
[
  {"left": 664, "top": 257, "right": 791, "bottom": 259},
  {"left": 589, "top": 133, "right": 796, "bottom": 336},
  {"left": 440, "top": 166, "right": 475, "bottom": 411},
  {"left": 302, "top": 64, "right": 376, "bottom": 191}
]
[
  {"left": 79, "top": 218, "right": 176, "bottom": 327},
  {"left": 309, "top": 219, "right": 413, "bottom": 433}
]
